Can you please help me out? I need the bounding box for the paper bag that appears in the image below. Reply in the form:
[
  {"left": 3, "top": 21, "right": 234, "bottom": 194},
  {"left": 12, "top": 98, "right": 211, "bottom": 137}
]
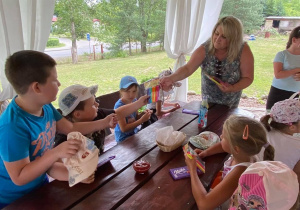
[{"left": 62, "top": 132, "right": 99, "bottom": 187}]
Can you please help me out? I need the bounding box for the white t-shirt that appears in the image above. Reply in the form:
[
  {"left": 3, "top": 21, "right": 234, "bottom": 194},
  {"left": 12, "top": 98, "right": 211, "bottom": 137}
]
[{"left": 258, "top": 128, "right": 300, "bottom": 170}]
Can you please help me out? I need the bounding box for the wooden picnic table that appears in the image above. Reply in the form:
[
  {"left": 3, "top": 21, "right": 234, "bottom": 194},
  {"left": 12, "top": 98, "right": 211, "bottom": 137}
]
[{"left": 5, "top": 101, "right": 253, "bottom": 210}]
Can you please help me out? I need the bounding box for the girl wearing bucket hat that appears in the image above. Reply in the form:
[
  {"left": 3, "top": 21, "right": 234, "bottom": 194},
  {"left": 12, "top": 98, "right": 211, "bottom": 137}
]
[{"left": 260, "top": 97, "right": 300, "bottom": 186}]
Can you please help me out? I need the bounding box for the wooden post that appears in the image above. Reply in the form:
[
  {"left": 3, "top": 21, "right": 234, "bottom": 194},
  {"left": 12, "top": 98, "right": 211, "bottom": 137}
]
[{"left": 101, "top": 44, "right": 104, "bottom": 59}]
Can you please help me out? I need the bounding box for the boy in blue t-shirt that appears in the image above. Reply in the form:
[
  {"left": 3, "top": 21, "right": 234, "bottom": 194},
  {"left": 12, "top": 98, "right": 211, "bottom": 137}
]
[{"left": 0, "top": 51, "right": 148, "bottom": 208}]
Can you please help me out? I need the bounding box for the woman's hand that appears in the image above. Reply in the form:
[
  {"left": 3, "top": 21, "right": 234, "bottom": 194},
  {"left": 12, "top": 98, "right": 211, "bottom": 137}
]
[
  {"left": 217, "top": 82, "right": 234, "bottom": 93},
  {"left": 293, "top": 71, "right": 300, "bottom": 81},
  {"left": 160, "top": 76, "right": 174, "bottom": 91}
]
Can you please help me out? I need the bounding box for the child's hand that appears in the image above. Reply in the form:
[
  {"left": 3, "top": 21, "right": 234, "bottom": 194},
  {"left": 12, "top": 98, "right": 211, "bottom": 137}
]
[
  {"left": 127, "top": 116, "right": 135, "bottom": 123},
  {"left": 195, "top": 148, "right": 206, "bottom": 159},
  {"left": 140, "top": 110, "right": 152, "bottom": 122},
  {"left": 81, "top": 172, "right": 95, "bottom": 184},
  {"left": 106, "top": 113, "right": 118, "bottom": 128},
  {"left": 170, "top": 103, "right": 181, "bottom": 112},
  {"left": 173, "top": 103, "right": 181, "bottom": 109},
  {"left": 138, "top": 95, "right": 150, "bottom": 106},
  {"left": 54, "top": 139, "right": 82, "bottom": 159},
  {"left": 184, "top": 153, "right": 197, "bottom": 173}
]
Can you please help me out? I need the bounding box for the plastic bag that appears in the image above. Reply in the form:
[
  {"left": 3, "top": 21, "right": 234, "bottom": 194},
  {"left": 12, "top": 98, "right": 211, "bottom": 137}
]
[{"left": 156, "top": 126, "right": 185, "bottom": 147}]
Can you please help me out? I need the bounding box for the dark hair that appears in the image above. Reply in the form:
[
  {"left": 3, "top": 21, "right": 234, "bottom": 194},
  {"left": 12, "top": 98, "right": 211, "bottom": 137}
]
[
  {"left": 286, "top": 26, "right": 300, "bottom": 49},
  {"left": 65, "top": 100, "right": 86, "bottom": 120},
  {"left": 5, "top": 50, "right": 57, "bottom": 94},
  {"left": 260, "top": 114, "right": 297, "bottom": 132}
]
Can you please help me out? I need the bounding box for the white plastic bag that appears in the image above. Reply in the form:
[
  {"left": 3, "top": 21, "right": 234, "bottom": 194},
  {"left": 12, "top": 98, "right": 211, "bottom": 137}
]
[{"left": 156, "top": 126, "right": 185, "bottom": 147}]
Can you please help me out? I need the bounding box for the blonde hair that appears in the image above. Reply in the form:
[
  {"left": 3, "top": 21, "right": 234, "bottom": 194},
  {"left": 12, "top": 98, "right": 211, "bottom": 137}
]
[
  {"left": 223, "top": 115, "right": 274, "bottom": 161},
  {"left": 208, "top": 16, "right": 244, "bottom": 63}
]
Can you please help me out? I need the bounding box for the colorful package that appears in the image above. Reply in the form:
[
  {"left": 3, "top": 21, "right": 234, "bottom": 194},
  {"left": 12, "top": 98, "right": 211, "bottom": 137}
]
[
  {"left": 144, "top": 78, "right": 160, "bottom": 103},
  {"left": 182, "top": 143, "right": 205, "bottom": 173}
]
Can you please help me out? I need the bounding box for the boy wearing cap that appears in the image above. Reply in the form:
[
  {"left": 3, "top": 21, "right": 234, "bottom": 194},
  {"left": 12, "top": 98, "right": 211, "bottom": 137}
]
[
  {"left": 0, "top": 51, "right": 147, "bottom": 208},
  {"left": 114, "top": 76, "right": 152, "bottom": 142},
  {"left": 55, "top": 84, "right": 149, "bottom": 154}
]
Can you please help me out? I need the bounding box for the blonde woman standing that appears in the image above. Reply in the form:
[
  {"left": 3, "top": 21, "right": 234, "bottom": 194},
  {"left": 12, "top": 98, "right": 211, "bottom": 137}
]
[{"left": 161, "top": 16, "right": 254, "bottom": 108}]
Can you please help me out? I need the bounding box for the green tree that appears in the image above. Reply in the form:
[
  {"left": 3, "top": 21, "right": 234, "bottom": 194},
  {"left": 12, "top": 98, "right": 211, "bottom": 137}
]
[
  {"left": 94, "top": 0, "right": 166, "bottom": 54},
  {"left": 282, "top": 0, "right": 300, "bottom": 16},
  {"left": 275, "top": 0, "right": 285, "bottom": 16},
  {"left": 220, "top": 0, "right": 264, "bottom": 33},
  {"left": 54, "top": 0, "right": 94, "bottom": 63},
  {"left": 264, "top": 0, "right": 276, "bottom": 16}
]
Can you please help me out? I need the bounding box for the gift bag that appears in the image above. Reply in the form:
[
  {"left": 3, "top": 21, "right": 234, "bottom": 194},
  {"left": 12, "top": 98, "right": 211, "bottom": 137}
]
[
  {"left": 62, "top": 132, "right": 99, "bottom": 187},
  {"left": 144, "top": 78, "right": 160, "bottom": 104}
]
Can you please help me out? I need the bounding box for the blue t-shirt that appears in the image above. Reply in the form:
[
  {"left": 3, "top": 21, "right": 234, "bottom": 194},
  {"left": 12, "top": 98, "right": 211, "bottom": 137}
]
[
  {"left": 272, "top": 50, "right": 300, "bottom": 92},
  {"left": 0, "top": 96, "right": 62, "bottom": 205},
  {"left": 114, "top": 98, "right": 138, "bottom": 142}
]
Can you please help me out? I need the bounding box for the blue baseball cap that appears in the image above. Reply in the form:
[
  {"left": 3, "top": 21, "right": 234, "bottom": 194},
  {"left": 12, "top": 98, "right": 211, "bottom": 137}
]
[{"left": 120, "top": 76, "right": 138, "bottom": 89}]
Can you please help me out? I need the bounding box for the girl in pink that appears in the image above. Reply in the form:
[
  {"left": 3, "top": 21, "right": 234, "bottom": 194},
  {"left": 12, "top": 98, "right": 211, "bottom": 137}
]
[
  {"left": 184, "top": 115, "right": 275, "bottom": 209},
  {"left": 260, "top": 97, "right": 300, "bottom": 186}
]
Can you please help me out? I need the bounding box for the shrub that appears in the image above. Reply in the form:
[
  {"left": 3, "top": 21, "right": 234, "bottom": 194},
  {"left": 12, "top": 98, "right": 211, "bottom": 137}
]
[{"left": 47, "top": 38, "right": 60, "bottom": 47}]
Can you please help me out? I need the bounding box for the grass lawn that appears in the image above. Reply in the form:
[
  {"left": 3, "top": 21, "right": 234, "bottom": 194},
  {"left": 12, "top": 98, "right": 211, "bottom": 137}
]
[{"left": 53, "top": 36, "right": 287, "bottom": 108}]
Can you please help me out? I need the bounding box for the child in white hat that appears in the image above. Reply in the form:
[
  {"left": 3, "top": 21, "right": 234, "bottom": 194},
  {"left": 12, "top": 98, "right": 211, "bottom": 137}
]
[
  {"left": 56, "top": 84, "right": 149, "bottom": 153},
  {"left": 259, "top": 98, "right": 300, "bottom": 185}
]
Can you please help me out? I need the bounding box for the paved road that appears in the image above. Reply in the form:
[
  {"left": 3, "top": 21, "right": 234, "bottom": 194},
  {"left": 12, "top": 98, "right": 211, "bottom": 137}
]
[
  {"left": 44, "top": 37, "right": 110, "bottom": 58},
  {"left": 44, "top": 37, "right": 160, "bottom": 58}
]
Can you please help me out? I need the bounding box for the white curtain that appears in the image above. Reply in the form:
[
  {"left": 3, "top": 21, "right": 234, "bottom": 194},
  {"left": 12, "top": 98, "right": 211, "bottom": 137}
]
[
  {"left": 164, "top": 0, "right": 224, "bottom": 102},
  {"left": 0, "top": 0, "right": 55, "bottom": 101}
]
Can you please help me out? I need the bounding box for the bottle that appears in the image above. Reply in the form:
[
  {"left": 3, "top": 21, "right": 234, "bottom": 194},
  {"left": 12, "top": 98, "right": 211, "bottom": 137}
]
[{"left": 198, "top": 96, "right": 209, "bottom": 128}]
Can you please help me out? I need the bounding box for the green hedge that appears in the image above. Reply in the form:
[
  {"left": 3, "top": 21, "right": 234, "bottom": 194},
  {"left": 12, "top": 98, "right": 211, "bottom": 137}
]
[{"left": 47, "top": 38, "right": 59, "bottom": 47}]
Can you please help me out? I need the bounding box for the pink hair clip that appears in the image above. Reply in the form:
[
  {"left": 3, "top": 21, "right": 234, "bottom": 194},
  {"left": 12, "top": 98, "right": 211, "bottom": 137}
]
[{"left": 242, "top": 124, "right": 249, "bottom": 140}]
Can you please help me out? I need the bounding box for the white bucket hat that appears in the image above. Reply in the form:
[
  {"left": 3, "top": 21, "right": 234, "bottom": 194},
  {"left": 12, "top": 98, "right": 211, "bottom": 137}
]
[{"left": 59, "top": 84, "right": 98, "bottom": 116}]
